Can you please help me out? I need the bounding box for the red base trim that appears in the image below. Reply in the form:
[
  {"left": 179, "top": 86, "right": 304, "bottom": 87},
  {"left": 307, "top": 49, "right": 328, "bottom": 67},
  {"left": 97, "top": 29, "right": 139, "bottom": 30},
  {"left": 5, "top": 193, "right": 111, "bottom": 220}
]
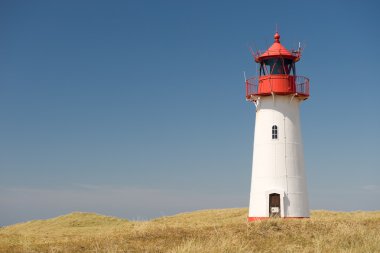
[{"left": 248, "top": 217, "right": 309, "bottom": 222}]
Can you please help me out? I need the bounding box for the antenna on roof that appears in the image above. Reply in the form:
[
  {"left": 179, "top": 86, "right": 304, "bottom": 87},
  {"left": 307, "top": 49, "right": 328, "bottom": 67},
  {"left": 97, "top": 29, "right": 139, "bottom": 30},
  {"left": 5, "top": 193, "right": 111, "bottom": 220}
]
[
  {"left": 249, "top": 46, "right": 255, "bottom": 57},
  {"left": 248, "top": 44, "right": 258, "bottom": 62},
  {"left": 298, "top": 41, "right": 306, "bottom": 54}
]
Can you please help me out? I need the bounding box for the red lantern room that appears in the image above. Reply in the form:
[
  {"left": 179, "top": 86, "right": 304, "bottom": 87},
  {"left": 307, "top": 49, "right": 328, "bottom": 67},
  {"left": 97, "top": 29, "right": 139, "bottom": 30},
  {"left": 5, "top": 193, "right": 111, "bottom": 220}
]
[{"left": 246, "top": 32, "right": 309, "bottom": 101}]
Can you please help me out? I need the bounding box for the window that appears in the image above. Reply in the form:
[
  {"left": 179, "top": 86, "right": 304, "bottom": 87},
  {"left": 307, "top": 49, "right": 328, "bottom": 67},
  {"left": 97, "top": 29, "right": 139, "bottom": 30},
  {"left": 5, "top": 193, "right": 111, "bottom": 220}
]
[
  {"left": 283, "top": 58, "right": 295, "bottom": 75},
  {"left": 259, "top": 62, "right": 265, "bottom": 76},
  {"left": 264, "top": 58, "right": 281, "bottom": 75},
  {"left": 260, "top": 58, "right": 296, "bottom": 76},
  {"left": 272, "top": 125, "right": 278, "bottom": 139}
]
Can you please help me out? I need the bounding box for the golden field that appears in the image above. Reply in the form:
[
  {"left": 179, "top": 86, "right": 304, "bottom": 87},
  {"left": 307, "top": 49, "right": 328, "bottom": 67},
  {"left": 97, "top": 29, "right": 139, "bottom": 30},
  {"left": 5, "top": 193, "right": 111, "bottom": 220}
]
[{"left": 0, "top": 208, "right": 379, "bottom": 253}]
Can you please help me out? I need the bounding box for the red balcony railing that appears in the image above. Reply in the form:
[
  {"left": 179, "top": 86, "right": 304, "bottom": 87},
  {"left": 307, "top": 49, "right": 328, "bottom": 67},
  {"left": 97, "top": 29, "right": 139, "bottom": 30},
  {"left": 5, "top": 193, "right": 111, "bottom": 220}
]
[
  {"left": 295, "top": 76, "right": 310, "bottom": 96},
  {"left": 245, "top": 75, "right": 310, "bottom": 100}
]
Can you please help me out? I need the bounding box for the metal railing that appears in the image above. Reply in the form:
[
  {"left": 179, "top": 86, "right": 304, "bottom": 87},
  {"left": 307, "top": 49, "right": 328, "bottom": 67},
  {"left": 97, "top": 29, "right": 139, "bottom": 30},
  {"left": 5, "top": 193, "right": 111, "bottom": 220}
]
[
  {"left": 245, "top": 76, "right": 259, "bottom": 98},
  {"left": 245, "top": 75, "right": 309, "bottom": 99},
  {"left": 294, "top": 76, "right": 310, "bottom": 96}
]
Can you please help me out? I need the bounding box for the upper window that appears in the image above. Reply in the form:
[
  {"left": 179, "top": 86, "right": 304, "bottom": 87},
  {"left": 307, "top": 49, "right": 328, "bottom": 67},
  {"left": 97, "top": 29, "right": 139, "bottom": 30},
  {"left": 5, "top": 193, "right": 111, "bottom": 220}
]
[
  {"left": 259, "top": 58, "right": 296, "bottom": 76},
  {"left": 272, "top": 125, "right": 278, "bottom": 139},
  {"left": 283, "top": 58, "right": 295, "bottom": 75}
]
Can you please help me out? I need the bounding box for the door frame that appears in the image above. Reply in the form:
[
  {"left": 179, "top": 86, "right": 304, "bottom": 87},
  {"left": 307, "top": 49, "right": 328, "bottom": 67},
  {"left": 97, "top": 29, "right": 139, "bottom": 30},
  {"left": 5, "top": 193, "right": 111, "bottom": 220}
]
[{"left": 265, "top": 189, "right": 285, "bottom": 217}]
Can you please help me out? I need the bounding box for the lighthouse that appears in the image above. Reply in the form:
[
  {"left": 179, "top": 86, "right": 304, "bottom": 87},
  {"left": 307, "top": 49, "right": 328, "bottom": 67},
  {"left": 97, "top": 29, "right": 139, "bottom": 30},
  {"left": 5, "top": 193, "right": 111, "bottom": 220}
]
[{"left": 246, "top": 32, "right": 310, "bottom": 221}]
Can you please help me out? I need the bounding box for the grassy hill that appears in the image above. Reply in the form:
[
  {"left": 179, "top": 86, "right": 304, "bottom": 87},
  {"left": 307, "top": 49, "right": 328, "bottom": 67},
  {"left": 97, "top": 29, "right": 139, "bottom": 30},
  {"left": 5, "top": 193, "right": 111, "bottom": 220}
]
[{"left": 1, "top": 209, "right": 379, "bottom": 253}]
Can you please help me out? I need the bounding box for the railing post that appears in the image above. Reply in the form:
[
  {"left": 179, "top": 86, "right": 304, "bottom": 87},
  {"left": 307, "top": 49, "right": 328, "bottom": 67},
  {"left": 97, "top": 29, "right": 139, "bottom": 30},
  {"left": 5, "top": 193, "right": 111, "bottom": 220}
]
[{"left": 246, "top": 80, "right": 248, "bottom": 98}]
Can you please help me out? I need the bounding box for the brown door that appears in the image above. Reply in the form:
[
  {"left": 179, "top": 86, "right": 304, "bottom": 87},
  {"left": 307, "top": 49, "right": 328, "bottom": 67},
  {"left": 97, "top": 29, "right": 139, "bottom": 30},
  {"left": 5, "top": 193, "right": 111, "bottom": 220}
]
[{"left": 269, "top": 193, "right": 281, "bottom": 218}]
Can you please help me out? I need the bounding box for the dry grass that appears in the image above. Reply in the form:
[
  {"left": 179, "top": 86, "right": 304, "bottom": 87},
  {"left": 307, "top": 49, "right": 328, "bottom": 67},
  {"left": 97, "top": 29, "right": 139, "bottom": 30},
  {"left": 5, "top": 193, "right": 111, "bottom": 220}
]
[{"left": 0, "top": 209, "right": 379, "bottom": 253}]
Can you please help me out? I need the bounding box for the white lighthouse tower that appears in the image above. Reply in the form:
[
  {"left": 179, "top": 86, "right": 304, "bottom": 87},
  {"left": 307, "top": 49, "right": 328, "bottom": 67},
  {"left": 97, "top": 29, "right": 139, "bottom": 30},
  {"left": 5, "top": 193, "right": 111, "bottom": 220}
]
[{"left": 246, "top": 32, "right": 310, "bottom": 221}]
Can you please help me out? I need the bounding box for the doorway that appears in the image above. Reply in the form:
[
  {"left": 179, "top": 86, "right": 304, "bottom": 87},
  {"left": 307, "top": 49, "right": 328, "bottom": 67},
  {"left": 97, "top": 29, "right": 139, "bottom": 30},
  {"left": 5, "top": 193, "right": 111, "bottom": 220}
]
[{"left": 269, "top": 193, "right": 281, "bottom": 218}]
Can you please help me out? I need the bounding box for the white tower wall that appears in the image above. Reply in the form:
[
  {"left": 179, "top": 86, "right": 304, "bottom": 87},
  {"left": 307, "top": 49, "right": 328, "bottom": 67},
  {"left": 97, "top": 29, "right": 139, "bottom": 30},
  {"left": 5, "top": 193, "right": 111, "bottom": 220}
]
[{"left": 248, "top": 95, "right": 309, "bottom": 218}]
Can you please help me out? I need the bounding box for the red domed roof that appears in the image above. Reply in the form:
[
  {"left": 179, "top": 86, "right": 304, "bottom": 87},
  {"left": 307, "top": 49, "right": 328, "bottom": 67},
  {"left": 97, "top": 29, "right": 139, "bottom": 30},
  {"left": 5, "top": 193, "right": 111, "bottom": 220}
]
[{"left": 256, "top": 32, "right": 297, "bottom": 61}]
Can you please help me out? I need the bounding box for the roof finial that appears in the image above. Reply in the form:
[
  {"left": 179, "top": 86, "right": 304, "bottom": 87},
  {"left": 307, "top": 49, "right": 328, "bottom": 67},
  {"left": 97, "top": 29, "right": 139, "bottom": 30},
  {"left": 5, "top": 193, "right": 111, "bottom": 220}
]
[
  {"left": 274, "top": 32, "right": 280, "bottom": 43},
  {"left": 274, "top": 24, "right": 280, "bottom": 43}
]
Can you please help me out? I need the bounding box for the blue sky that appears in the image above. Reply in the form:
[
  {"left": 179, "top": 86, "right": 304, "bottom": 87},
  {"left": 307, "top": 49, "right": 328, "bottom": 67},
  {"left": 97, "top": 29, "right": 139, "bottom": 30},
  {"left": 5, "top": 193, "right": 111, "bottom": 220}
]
[{"left": 1, "top": 0, "right": 379, "bottom": 226}]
